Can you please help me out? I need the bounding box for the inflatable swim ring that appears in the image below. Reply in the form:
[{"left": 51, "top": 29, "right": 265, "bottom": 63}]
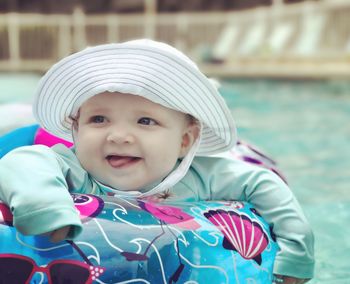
[{"left": 0, "top": 125, "right": 281, "bottom": 283}]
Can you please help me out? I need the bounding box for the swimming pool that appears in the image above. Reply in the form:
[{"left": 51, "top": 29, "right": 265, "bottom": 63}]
[
  {"left": 221, "top": 79, "right": 350, "bottom": 283},
  {"left": 0, "top": 74, "right": 349, "bottom": 283}
]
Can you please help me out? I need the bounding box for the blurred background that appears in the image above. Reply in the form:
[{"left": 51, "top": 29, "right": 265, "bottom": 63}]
[
  {"left": 0, "top": 0, "right": 349, "bottom": 283},
  {"left": 1, "top": 0, "right": 350, "bottom": 76}
]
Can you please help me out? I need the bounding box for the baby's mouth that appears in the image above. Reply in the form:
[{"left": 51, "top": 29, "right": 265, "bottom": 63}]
[{"left": 106, "top": 155, "right": 141, "bottom": 168}]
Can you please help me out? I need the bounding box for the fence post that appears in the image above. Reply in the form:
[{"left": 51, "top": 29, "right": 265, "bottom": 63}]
[
  {"left": 107, "top": 14, "right": 119, "bottom": 43},
  {"left": 58, "top": 16, "right": 72, "bottom": 59},
  {"left": 144, "top": 0, "right": 156, "bottom": 39},
  {"left": 7, "top": 12, "right": 20, "bottom": 70},
  {"left": 72, "top": 6, "right": 87, "bottom": 51},
  {"left": 175, "top": 14, "right": 188, "bottom": 52}
]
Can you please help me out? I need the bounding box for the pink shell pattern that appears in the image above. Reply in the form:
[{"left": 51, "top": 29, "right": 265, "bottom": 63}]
[{"left": 204, "top": 209, "right": 268, "bottom": 263}]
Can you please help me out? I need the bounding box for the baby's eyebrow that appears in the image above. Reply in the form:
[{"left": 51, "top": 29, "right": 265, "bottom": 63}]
[{"left": 81, "top": 107, "right": 109, "bottom": 114}]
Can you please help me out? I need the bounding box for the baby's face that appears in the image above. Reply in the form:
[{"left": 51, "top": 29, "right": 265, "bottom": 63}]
[{"left": 74, "top": 92, "right": 197, "bottom": 191}]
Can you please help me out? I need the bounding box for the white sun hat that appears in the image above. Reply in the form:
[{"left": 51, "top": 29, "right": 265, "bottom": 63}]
[
  {"left": 33, "top": 39, "right": 236, "bottom": 156},
  {"left": 33, "top": 39, "right": 237, "bottom": 196}
]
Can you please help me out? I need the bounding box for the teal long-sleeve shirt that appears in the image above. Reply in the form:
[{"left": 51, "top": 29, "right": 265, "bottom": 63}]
[{"left": 0, "top": 144, "right": 314, "bottom": 279}]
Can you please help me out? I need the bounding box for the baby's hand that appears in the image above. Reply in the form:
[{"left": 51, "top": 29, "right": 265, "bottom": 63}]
[
  {"left": 49, "top": 226, "right": 71, "bottom": 243},
  {"left": 273, "top": 275, "right": 309, "bottom": 284}
]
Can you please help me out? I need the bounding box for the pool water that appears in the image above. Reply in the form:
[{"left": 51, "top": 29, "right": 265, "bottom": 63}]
[
  {"left": 221, "top": 79, "right": 350, "bottom": 283},
  {"left": 0, "top": 74, "right": 349, "bottom": 283}
]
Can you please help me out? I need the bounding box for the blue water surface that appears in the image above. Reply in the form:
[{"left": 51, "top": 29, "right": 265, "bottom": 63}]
[{"left": 220, "top": 79, "right": 350, "bottom": 283}]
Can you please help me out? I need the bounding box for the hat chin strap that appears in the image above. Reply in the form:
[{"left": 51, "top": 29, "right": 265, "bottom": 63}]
[
  {"left": 139, "top": 131, "right": 201, "bottom": 197},
  {"left": 98, "top": 125, "right": 202, "bottom": 198}
]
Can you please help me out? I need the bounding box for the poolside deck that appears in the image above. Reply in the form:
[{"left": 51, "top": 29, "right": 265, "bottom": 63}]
[{"left": 1, "top": 0, "right": 350, "bottom": 78}]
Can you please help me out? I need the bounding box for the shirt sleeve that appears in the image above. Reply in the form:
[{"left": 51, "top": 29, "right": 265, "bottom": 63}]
[
  {"left": 0, "top": 145, "right": 83, "bottom": 239},
  {"left": 191, "top": 156, "right": 315, "bottom": 279}
]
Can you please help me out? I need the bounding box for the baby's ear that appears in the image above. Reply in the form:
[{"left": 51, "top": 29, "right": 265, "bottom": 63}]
[
  {"left": 180, "top": 123, "right": 200, "bottom": 157},
  {"left": 69, "top": 112, "right": 80, "bottom": 142}
]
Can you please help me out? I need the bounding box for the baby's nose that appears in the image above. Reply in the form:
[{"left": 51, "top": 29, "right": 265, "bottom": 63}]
[{"left": 106, "top": 129, "right": 135, "bottom": 144}]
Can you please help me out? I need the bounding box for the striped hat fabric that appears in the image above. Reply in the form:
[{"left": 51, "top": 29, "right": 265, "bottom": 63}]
[{"left": 33, "top": 39, "right": 237, "bottom": 156}]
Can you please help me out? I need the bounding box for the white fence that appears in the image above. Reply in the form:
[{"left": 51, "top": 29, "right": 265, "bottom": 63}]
[{"left": 1, "top": 0, "right": 350, "bottom": 77}]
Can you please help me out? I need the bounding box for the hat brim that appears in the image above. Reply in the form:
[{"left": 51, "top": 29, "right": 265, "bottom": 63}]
[{"left": 33, "top": 41, "right": 237, "bottom": 155}]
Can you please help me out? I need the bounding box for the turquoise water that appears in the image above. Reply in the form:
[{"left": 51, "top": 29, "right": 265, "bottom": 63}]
[
  {"left": 221, "top": 79, "right": 350, "bottom": 283},
  {"left": 0, "top": 74, "right": 39, "bottom": 104},
  {"left": 0, "top": 74, "right": 349, "bottom": 283}
]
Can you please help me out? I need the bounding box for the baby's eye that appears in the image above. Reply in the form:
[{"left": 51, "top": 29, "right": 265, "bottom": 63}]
[
  {"left": 138, "top": 117, "right": 157, "bottom": 126},
  {"left": 90, "top": 115, "right": 106, "bottom": 124}
]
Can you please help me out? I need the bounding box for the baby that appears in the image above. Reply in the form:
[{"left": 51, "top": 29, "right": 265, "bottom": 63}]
[{"left": 0, "top": 39, "right": 314, "bottom": 283}]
